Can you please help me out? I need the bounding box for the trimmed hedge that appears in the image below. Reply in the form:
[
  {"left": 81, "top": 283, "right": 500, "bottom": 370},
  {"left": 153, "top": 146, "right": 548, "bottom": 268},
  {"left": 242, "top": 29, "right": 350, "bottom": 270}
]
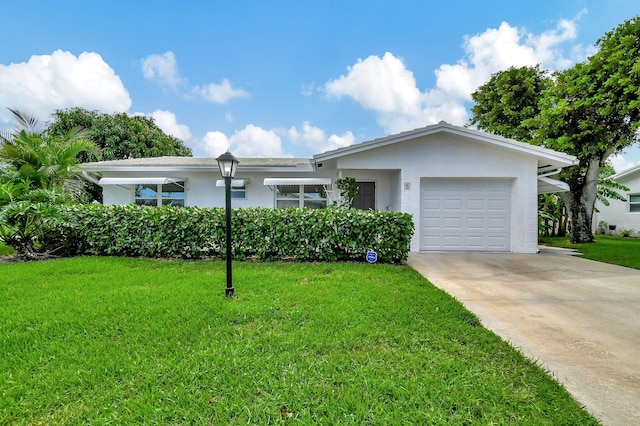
[{"left": 45, "top": 205, "right": 414, "bottom": 263}]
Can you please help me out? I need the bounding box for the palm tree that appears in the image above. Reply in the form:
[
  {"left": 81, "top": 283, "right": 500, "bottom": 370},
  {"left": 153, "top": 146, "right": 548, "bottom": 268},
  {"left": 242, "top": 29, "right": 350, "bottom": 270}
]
[
  {"left": 0, "top": 108, "right": 101, "bottom": 198},
  {"left": 0, "top": 109, "right": 101, "bottom": 259}
]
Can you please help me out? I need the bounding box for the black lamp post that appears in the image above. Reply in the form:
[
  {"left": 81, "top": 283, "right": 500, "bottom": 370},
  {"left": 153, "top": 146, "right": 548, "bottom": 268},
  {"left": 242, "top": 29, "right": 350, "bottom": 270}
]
[{"left": 216, "top": 151, "right": 239, "bottom": 297}]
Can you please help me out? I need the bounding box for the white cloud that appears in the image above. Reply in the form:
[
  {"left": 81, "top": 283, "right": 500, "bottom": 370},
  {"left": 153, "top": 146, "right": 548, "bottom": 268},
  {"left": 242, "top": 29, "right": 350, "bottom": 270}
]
[
  {"left": 229, "top": 125, "right": 288, "bottom": 157},
  {"left": 141, "top": 51, "right": 185, "bottom": 90},
  {"left": 301, "top": 82, "right": 316, "bottom": 96},
  {"left": 437, "top": 18, "right": 583, "bottom": 100},
  {"left": 324, "top": 14, "right": 588, "bottom": 134},
  {"left": 609, "top": 153, "right": 640, "bottom": 173},
  {"left": 192, "top": 79, "right": 249, "bottom": 104},
  {"left": 141, "top": 51, "right": 248, "bottom": 104},
  {"left": 201, "top": 131, "right": 230, "bottom": 157},
  {"left": 200, "top": 124, "right": 290, "bottom": 158},
  {"left": 325, "top": 52, "right": 466, "bottom": 132},
  {"left": 287, "top": 121, "right": 355, "bottom": 153},
  {"left": 0, "top": 50, "right": 131, "bottom": 124},
  {"left": 149, "top": 110, "right": 192, "bottom": 140}
]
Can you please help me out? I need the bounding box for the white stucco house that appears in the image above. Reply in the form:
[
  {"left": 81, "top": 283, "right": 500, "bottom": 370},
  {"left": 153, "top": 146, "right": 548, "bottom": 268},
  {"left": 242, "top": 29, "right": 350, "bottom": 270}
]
[
  {"left": 594, "top": 163, "right": 640, "bottom": 235},
  {"left": 80, "top": 121, "right": 577, "bottom": 253}
]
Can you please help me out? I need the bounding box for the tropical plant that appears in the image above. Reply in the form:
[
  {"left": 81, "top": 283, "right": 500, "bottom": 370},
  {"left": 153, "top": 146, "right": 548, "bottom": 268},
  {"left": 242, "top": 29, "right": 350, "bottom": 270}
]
[
  {"left": 619, "top": 228, "right": 636, "bottom": 237},
  {"left": 0, "top": 108, "right": 100, "bottom": 199},
  {"left": 0, "top": 185, "right": 70, "bottom": 260}
]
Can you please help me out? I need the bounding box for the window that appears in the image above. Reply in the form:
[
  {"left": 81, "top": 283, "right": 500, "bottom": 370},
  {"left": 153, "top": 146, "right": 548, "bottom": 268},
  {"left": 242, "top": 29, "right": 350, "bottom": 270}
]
[
  {"left": 216, "top": 179, "right": 247, "bottom": 199},
  {"left": 630, "top": 194, "right": 640, "bottom": 212},
  {"left": 135, "top": 182, "right": 185, "bottom": 206},
  {"left": 275, "top": 184, "right": 327, "bottom": 209},
  {"left": 231, "top": 182, "right": 247, "bottom": 199}
]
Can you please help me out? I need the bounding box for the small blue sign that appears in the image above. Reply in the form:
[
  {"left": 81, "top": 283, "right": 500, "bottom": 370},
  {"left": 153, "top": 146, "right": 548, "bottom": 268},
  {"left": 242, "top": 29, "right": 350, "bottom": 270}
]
[{"left": 366, "top": 250, "right": 378, "bottom": 263}]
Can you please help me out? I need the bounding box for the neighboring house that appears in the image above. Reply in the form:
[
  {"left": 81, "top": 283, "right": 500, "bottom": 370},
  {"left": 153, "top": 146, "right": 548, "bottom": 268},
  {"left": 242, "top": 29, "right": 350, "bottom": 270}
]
[
  {"left": 594, "top": 163, "right": 640, "bottom": 236},
  {"left": 80, "top": 121, "right": 576, "bottom": 253}
]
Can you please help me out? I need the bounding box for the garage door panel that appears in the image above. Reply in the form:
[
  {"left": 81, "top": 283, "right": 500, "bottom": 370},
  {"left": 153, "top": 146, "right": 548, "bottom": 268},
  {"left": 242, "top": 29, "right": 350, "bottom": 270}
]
[
  {"left": 466, "top": 199, "right": 485, "bottom": 210},
  {"left": 444, "top": 199, "right": 463, "bottom": 209},
  {"left": 466, "top": 217, "right": 485, "bottom": 229},
  {"left": 420, "top": 179, "right": 511, "bottom": 251}
]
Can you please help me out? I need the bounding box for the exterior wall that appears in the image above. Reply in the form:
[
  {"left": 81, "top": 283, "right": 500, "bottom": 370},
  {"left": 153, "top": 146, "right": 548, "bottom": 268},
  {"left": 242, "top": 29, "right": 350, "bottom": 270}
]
[
  {"left": 334, "top": 133, "right": 540, "bottom": 253},
  {"left": 99, "top": 170, "right": 343, "bottom": 208},
  {"left": 594, "top": 171, "right": 640, "bottom": 236},
  {"left": 96, "top": 131, "right": 549, "bottom": 254},
  {"left": 337, "top": 169, "right": 400, "bottom": 211}
]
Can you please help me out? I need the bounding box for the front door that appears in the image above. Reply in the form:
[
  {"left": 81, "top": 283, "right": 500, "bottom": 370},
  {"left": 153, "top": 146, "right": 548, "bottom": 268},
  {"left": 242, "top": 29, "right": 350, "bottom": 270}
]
[{"left": 353, "top": 182, "right": 375, "bottom": 210}]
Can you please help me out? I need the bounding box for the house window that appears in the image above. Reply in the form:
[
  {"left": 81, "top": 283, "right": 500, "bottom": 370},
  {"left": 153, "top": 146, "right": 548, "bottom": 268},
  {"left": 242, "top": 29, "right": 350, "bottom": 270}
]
[
  {"left": 135, "top": 182, "right": 185, "bottom": 206},
  {"left": 231, "top": 182, "right": 247, "bottom": 199},
  {"left": 630, "top": 194, "right": 640, "bottom": 212},
  {"left": 275, "top": 184, "right": 327, "bottom": 209}
]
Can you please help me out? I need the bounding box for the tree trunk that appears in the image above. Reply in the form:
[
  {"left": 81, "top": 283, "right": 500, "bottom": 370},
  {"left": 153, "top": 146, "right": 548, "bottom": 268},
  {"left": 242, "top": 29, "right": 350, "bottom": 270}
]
[
  {"left": 559, "top": 156, "right": 602, "bottom": 244},
  {"left": 557, "top": 205, "right": 568, "bottom": 237},
  {"left": 567, "top": 198, "right": 594, "bottom": 243}
]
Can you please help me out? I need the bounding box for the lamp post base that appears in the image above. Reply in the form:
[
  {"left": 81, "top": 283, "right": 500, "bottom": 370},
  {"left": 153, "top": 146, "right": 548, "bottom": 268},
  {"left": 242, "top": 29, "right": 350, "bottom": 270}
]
[{"left": 225, "top": 287, "right": 234, "bottom": 297}]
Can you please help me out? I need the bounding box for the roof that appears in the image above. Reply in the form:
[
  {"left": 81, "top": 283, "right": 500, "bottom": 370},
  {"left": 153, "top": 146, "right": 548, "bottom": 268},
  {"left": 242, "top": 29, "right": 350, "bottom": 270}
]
[
  {"left": 80, "top": 156, "right": 314, "bottom": 172},
  {"left": 312, "top": 121, "right": 577, "bottom": 171},
  {"left": 611, "top": 163, "right": 640, "bottom": 180}
]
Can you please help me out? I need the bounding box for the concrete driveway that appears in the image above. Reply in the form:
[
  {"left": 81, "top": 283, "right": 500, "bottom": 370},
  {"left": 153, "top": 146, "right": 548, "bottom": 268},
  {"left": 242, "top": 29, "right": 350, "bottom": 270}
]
[{"left": 408, "top": 248, "right": 640, "bottom": 426}]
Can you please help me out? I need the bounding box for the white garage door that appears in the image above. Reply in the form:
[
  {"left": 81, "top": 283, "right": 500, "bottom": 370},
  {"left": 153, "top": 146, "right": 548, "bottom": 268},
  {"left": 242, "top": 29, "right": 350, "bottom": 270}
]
[{"left": 420, "top": 179, "right": 511, "bottom": 251}]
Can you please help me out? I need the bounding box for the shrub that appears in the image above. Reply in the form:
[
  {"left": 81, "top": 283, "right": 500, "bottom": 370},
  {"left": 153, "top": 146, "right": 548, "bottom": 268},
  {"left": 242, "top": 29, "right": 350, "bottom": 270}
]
[
  {"left": 619, "top": 228, "right": 636, "bottom": 237},
  {"left": 44, "top": 205, "right": 414, "bottom": 263}
]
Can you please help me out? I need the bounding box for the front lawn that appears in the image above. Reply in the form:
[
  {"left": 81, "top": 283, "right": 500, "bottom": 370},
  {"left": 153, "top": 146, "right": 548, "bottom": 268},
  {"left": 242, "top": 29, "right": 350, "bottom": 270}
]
[
  {"left": 539, "top": 235, "right": 640, "bottom": 269},
  {"left": 1, "top": 258, "right": 598, "bottom": 425}
]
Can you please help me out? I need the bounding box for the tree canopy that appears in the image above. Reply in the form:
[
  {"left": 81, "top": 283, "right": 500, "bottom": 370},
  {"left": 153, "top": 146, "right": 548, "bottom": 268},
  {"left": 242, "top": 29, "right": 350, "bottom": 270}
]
[
  {"left": 470, "top": 16, "right": 640, "bottom": 243},
  {"left": 48, "top": 108, "right": 193, "bottom": 161}
]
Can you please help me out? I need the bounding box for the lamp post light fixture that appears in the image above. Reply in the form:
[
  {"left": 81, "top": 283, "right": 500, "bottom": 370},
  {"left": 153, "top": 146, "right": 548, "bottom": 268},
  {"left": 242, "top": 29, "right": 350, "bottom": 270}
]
[{"left": 216, "top": 151, "right": 240, "bottom": 297}]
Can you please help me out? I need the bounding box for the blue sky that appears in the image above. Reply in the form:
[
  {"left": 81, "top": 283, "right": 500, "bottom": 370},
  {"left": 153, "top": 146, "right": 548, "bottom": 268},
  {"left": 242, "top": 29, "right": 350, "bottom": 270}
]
[{"left": 1, "top": 1, "right": 639, "bottom": 170}]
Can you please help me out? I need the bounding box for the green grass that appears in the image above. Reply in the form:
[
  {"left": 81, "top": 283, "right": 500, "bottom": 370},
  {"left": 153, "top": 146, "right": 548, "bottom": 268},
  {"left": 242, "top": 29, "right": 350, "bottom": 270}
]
[
  {"left": 1, "top": 257, "right": 598, "bottom": 425},
  {"left": 0, "top": 241, "right": 16, "bottom": 256},
  {"left": 539, "top": 235, "right": 640, "bottom": 269}
]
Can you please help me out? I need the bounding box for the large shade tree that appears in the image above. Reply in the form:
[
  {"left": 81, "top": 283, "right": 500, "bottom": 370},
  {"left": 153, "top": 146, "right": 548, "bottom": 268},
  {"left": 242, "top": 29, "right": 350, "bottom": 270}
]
[
  {"left": 47, "top": 108, "right": 192, "bottom": 202},
  {"left": 48, "top": 107, "right": 192, "bottom": 161},
  {"left": 470, "top": 16, "right": 640, "bottom": 243}
]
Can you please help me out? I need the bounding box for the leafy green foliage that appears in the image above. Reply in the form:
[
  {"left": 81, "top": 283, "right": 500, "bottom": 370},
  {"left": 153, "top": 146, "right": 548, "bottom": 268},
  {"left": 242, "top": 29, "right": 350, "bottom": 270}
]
[
  {"left": 0, "top": 109, "right": 100, "bottom": 198},
  {"left": 470, "top": 65, "right": 551, "bottom": 142},
  {"left": 0, "top": 258, "right": 599, "bottom": 424},
  {"left": 0, "top": 199, "right": 64, "bottom": 260},
  {"left": 332, "top": 177, "right": 358, "bottom": 209},
  {"left": 48, "top": 107, "right": 193, "bottom": 161},
  {"left": 471, "top": 16, "right": 640, "bottom": 244},
  {"left": 45, "top": 205, "right": 414, "bottom": 263},
  {"left": 0, "top": 241, "right": 15, "bottom": 256},
  {"left": 619, "top": 228, "right": 636, "bottom": 237}
]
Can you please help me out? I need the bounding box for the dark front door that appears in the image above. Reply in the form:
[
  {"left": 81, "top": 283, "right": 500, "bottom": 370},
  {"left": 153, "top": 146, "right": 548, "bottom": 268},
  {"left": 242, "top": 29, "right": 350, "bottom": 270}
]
[{"left": 353, "top": 182, "right": 375, "bottom": 210}]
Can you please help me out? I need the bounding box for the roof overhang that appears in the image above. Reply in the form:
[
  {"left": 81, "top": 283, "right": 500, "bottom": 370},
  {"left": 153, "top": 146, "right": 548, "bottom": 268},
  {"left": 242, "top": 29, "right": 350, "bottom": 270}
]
[
  {"left": 313, "top": 121, "right": 577, "bottom": 171},
  {"left": 98, "top": 177, "right": 185, "bottom": 186},
  {"left": 538, "top": 176, "right": 569, "bottom": 194},
  {"left": 611, "top": 163, "right": 640, "bottom": 180},
  {"left": 263, "top": 178, "right": 332, "bottom": 186}
]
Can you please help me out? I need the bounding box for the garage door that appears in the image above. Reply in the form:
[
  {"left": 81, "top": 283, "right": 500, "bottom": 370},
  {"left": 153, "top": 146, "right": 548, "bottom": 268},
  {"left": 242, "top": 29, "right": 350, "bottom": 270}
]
[{"left": 420, "top": 179, "right": 511, "bottom": 251}]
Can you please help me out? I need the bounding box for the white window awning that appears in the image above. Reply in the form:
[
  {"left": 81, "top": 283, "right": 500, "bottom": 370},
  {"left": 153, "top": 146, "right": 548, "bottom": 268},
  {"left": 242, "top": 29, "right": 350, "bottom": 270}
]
[
  {"left": 216, "top": 179, "right": 247, "bottom": 187},
  {"left": 98, "top": 177, "right": 185, "bottom": 186},
  {"left": 538, "top": 176, "right": 569, "bottom": 194},
  {"left": 263, "top": 178, "right": 332, "bottom": 186}
]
